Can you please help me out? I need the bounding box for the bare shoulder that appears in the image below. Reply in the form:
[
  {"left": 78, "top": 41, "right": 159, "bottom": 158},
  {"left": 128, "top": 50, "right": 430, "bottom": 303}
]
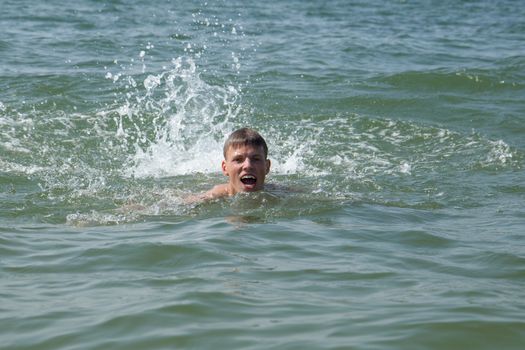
[
  {"left": 184, "top": 184, "right": 230, "bottom": 204},
  {"left": 207, "top": 184, "right": 230, "bottom": 199}
]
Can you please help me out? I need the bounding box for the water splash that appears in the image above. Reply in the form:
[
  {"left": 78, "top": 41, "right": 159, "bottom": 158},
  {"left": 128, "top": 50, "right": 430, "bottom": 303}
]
[
  {"left": 2, "top": 51, "right": 523, "bottom": 225},
  {"left": 102, "top": 56, "right": 242, "bottom": 178}
]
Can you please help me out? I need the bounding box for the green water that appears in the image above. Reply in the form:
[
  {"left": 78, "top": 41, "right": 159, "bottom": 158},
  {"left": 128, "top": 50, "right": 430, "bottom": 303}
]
[{"left": 1, "top": 1, "right": 524, "bottom": 349}]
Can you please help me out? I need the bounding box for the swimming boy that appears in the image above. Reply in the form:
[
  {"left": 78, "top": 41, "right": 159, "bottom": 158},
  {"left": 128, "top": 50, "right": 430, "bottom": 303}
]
[{"left": 191, "top": 127, "right": 271, "bottom": 201}]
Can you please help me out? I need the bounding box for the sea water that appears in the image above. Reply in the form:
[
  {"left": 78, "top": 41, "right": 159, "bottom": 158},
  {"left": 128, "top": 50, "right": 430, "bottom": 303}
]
[{"left": 1, "top": 1, "right": 524, "bottom": 349}]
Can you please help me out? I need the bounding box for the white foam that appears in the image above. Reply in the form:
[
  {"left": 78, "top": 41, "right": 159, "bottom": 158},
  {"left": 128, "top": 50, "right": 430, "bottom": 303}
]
[
  {"left": 486, "top": 139, "right": 514, "bottom": 165},
  {"left": 399, "top": 162, "right": 412, "bottom": 174},
  {"left": 108, "top": 56, "right": 239, "bottom": 178}
]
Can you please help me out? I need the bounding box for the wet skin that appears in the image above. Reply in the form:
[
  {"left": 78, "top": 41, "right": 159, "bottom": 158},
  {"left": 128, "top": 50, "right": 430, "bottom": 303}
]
[{"left": 221, "top": 144, "right": 271, "bottom": 195}]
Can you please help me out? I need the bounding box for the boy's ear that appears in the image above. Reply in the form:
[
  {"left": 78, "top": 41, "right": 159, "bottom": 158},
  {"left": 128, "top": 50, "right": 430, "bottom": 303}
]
[
  {"left": 221, "top": 160, "right": 229, "bottom": 176},
  {"left": 265, "top": 159, "right": 271, "bottom": 174}
]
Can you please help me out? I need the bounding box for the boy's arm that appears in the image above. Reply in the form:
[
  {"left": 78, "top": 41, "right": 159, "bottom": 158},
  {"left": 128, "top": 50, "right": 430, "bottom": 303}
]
[
  {"left": 184, "top": 184, "right": 230, "bottom": 204},
  {"left": 204, "top": 184, "right": 230, "bottom": 199}
]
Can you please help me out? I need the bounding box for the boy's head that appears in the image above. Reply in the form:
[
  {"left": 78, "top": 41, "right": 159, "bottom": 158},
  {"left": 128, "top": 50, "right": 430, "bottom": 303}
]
[
  {"left": 223, "top": 127, "right": 268, "bottom": 159},
  {"left": 221, "top": 128, "right": 270, "bottom": 193}
]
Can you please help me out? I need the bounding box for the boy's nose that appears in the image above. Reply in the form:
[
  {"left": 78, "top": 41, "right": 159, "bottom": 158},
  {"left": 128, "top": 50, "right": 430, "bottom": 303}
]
[{"left": 242, "top": 158, "right": 253, "bottom": 169}]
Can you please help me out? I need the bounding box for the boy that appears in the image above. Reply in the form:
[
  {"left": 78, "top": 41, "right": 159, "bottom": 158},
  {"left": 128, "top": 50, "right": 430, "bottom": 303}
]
[{"left": 192, "top": 127, "right": 271, "bottom": 201}]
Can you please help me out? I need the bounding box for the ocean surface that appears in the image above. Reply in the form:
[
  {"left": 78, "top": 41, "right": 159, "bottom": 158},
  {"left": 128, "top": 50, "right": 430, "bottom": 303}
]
[{"left": 1, "top": 0, "right": 524, "bottom": 349}]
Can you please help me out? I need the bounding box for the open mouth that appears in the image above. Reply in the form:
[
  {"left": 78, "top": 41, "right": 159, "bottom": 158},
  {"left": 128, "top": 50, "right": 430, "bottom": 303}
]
[{"left": 240, "top": 175, "right": 257, "bottom": 186}]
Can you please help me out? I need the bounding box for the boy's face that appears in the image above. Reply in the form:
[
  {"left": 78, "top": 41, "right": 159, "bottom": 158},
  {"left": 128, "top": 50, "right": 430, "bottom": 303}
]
[{"left": 222, "top": 144, "right": 270, "bottom": 194}]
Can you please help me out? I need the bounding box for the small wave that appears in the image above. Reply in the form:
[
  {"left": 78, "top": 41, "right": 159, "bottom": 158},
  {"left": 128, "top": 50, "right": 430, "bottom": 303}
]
[
  {"left": 66, "top": 211, "right": 138, "bottom": 227},
  {"left": 376, "top": 69, "right": 521, "bottom": 92}
]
